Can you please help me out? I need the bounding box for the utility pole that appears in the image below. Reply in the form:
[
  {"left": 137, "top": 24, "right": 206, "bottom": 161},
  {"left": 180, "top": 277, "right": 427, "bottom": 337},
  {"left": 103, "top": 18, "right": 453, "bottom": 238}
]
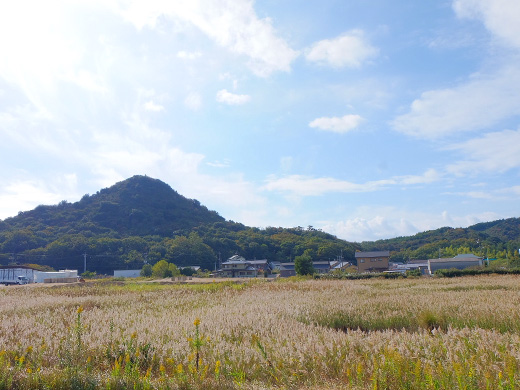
[{"left": 83, "top": 253, "right": 87, "bottom": 273}]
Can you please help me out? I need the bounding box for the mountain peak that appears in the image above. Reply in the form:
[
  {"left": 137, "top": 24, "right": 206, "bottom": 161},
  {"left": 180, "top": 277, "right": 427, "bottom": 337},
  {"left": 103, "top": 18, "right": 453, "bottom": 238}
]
[{"left": 4, "top": 176, "right": 224, "bottom": 237}]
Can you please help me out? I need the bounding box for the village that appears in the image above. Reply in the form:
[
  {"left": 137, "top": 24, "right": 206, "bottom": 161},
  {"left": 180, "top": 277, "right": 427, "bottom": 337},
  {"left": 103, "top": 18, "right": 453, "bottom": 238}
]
[{"left": 0, "top": 251, "right": 486, "bottom": 285}]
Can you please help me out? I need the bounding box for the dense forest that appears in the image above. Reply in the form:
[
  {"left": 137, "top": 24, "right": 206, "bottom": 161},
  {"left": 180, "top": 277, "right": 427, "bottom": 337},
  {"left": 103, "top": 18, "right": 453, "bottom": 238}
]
[{"left": 0, "top": 175, "right": 519, "bottom": 274}]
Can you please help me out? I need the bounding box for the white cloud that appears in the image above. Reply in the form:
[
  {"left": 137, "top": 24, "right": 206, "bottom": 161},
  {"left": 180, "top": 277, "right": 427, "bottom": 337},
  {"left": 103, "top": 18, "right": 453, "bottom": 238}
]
[
  {"left": 0, "top": 175, "right": 80, "bottom": 220},
  {"left": 207, "top": 159, "right": 231, "bottom": 168},
  {"left": 216, "top": 89, "right": 251, "bottom": 105},
  {"left": 177, "top": 50, "right": 202, "bottom": 60},
  {"left": 263, "top": 169, "right": 441, "bottom": 196},
  {"left": 263, "top": 175, "right": 394, "bottom": 196},
  {"left": 321, "top": 208, "right": 502, "bottom": 242},
  {"left": 309, "top": 114, "right": 363, "bottom": 133},
  {"left": 115, "top": 0, "right": 298, "bottom": 76},
  {"left": 396, "top": 169, "right": 441, "bottom": 185},
  {"left": 306, "top": 30, "right": 378, "bottom": 68},
  {"left": 446, "top": 128, "right": 520, "bottom": 175},
  {"left": 184, "top": 92, "right": 202, "bottom": 110},
  {"left": 454, "top": 0, "right": 520, "bottom": 48},
  {"left": 392, "top": 65, "right": 520, "bottom": 138},
  {"left": 143, "top": 100, "right": 164, "bottom": 112},
  {"left": 449, "top": 191, "right": 497, "bottom": 200}
]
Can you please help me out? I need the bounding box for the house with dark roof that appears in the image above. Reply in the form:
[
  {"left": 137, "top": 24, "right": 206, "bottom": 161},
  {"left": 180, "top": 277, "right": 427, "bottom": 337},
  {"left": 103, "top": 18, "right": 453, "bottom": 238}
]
[
  {"left": 355, "top": 251, "right": 390, "bottom": 273},
  {"left": 278, "top": 261, "right": 332, "bottom": 277},
  {"left": 217, "top": 255, "right": 270, "bottom": 278}
]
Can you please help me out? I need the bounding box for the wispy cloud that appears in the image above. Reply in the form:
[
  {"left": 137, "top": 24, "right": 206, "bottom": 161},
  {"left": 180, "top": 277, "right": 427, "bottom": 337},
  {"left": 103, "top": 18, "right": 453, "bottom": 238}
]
[
  {"left": 446, "top": 128, "right": 520, "bottom": 175},
  {"left": 184, "top": 92, "right": 202, "bottom": 111},
  {"left": 306, "top": 30, "right": 378, "bottom": 68},
  {"left": 177, "top": 50, "right": 202, "bottom": 60},
  {"left": 454, "top": 0, "right": 520, "bottom": 49},
  {"left": 263, "top": 175, "right": 391, "bottom": 196},
  {"left": 309, "top": 114, "right": 363, "bottom": 133},
  {"left": 216, "top": 89, "right": 251, "bottom": 105},
  {"left": 321, "top": 208, "right": 502, "bottom": 242},
  {"left": 262, "top": 169, "right": 441, "bottom": 196},
  {"left": 0, "top": 175, "right": 80, "bottom": 220},
  {"left": 143, "top": 100, "right": 164, "bottom": 112},
  {"left": 392, "top": 65, "right": 520, "bottom": 139},
  {"left": 116, "top": 0, "right": 298, "bottom": 77}
]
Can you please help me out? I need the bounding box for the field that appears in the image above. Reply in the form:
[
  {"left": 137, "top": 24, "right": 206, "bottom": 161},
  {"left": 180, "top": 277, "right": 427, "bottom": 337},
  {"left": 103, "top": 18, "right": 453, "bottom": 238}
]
[{"left": 1, "top": 275, "right": 520, "bottom": 389}]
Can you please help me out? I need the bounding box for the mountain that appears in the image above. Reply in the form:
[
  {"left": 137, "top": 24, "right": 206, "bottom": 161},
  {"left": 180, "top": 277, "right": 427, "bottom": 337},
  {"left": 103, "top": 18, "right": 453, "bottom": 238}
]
[
  {"left": 0, "top": 175, "right": 518, "bottom": 271},
  {"left": 0, "top": 176, "right": 356, "bottom": 272},
  {"left": 1, "top": 175, "right": 224, "bottom": 238}
]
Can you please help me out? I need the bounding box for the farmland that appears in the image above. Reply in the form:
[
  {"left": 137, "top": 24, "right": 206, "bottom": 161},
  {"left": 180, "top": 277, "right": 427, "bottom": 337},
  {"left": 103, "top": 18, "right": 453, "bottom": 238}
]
[{"left": 1, "top": 275, "right": 520, "bottom": 389}]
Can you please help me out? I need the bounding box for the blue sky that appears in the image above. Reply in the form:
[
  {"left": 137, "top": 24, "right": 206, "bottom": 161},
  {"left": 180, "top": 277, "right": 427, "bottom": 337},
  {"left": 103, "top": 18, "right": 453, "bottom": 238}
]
[{"left": 1, "top": 0, "right": 519, "bottom": 242}]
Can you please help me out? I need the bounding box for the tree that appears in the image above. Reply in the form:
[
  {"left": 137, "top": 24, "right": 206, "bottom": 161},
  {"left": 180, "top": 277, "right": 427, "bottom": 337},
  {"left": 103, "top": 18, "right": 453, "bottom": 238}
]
[
  {"left": 295, "top": 250, "right": 314, "bottom": 276},
  {"left": 152, "top": 260, "right": 171, "bottom": 278},
  {"left": 180, "top": 267, "right": 196, "bottom": 276},
  {"left": 140, "top": 263, "right": 152, "bottom": 277},
  {"left": 168, "top": 263, "right": 181, "bottom": 277}
]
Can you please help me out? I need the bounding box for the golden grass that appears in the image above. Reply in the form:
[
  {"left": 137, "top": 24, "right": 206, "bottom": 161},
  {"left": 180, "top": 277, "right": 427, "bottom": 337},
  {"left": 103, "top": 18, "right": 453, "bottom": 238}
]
[{"left": 0, "top": 275, "right": 519, "bottom": 389}]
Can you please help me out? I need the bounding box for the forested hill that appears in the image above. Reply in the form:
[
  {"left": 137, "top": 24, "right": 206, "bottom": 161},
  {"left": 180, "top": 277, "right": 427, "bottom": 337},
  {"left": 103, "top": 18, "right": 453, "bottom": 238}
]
[
  {"left": 0, "top": 175, "right": 518, "bottom": 272},
  {"left": 0, "top": 175, "right": 224, "bottom": 237},
  {"left": 361, "top": 218, "right": 520, "bottom": 261},
  {"left": 0, "top": 176, "right": 357, "bottom": 272}
]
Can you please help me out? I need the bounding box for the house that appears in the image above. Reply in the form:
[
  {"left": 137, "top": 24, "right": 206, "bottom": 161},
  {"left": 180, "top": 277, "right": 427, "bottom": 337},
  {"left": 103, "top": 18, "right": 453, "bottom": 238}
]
[
  {"left": 355, "top": 251, "right": 390, "bottom": 273},
  {"left": 278, "top": 261, "right": 332, "bottom": 277},
  {"left": 313, "top": 261, "right": 332, "bottom": 274},
  {"left": 389, "top": 259, "right": 428, "bottom": 274},
  {"left": 248, "top": 259, "right": 270, "bottom": 273},
  {"left": 279, "top": 262, "right": 296, "bottom": 277},
  {"left": 218, "top": 255, "right": 270, "bottom": 278},
  {"left": 330, "top": 260, "right": 352, "bottom": 271},
  {"left": 428, "top": 254, "right": 483, "bottom": 275}
]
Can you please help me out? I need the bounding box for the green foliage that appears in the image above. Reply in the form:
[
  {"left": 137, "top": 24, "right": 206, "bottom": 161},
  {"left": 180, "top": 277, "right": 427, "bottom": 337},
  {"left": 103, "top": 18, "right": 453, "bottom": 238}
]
[
  {"left": 294, "top": 250, "right": 314, "bottom": 275},
  {"left": 405, "top": 269, "right": 422, "bottom": 277},
  {"left": 434, "top": 267, "right": 520, "bottom": 278},
  {"left": 140, "top": 263, "right": 152, "bottom": 277},
  {"left": 180, "top": 267, "right": 196, "bottom": 276},
  {"left": 81, "top": 271, "right": 97, "bottom": 279},
  {"left": 168, "top": 263, "right": 181, "bottom": 277},
  {"left": 151, "top": 260, "right": 171, "bottom": 278}
]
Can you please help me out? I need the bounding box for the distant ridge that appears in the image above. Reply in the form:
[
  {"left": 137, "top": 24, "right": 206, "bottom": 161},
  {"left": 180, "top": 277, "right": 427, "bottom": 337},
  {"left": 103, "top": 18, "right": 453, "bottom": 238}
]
[{"left": 361, "top": 217, "right": 520, "bottom": 261}]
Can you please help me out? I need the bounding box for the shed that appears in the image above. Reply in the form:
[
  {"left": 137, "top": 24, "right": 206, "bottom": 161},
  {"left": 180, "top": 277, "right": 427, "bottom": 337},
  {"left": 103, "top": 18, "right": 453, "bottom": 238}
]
[
  {"left": 428, "top": 255, "right": 483, "bottom": 275},
  {"left": 34, "top": 269, "right": 78, "bottom": 283}
]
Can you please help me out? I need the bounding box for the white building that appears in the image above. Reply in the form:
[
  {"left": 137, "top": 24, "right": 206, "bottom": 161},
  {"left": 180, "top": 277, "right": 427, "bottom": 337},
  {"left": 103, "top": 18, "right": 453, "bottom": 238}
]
[{"left": 34, "top": 269, "right": 78, "bottom": 283}]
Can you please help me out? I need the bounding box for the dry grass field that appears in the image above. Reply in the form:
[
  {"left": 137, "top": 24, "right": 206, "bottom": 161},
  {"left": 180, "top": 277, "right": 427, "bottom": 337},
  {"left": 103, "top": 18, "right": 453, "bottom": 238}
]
[{"left": 1, "top": 275, "right": 520, "bottom": 389}]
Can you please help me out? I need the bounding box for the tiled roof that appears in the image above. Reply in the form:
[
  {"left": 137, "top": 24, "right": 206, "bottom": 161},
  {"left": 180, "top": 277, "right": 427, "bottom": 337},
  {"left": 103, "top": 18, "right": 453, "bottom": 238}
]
[{"left": 355, "top": 251, "right": 390, "bottom": 258}]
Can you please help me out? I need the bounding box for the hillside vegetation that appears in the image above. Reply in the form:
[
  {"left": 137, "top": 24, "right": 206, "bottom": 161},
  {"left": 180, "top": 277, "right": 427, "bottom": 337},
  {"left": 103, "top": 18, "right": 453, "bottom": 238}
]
[
  {"left": 0, "top": 175, "right": 519, "bottom": 273},
  {"left": 361, "top": 218, "right": 520, "bottom": 263},
  {"left": 0, "top": 176, "right": 356, "bottom": 272}
]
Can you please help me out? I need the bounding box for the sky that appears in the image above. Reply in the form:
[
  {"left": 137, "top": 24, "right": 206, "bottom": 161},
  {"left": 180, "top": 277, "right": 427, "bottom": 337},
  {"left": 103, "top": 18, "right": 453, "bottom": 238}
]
[{"left": 1, "top": 0, "right": 519, "bottom": 242}]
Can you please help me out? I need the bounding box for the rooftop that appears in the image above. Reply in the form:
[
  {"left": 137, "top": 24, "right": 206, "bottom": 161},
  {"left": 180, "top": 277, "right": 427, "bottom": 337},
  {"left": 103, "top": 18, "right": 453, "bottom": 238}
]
[{"left": 355, "top": 251, "right": 390, "bottom": 258}]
